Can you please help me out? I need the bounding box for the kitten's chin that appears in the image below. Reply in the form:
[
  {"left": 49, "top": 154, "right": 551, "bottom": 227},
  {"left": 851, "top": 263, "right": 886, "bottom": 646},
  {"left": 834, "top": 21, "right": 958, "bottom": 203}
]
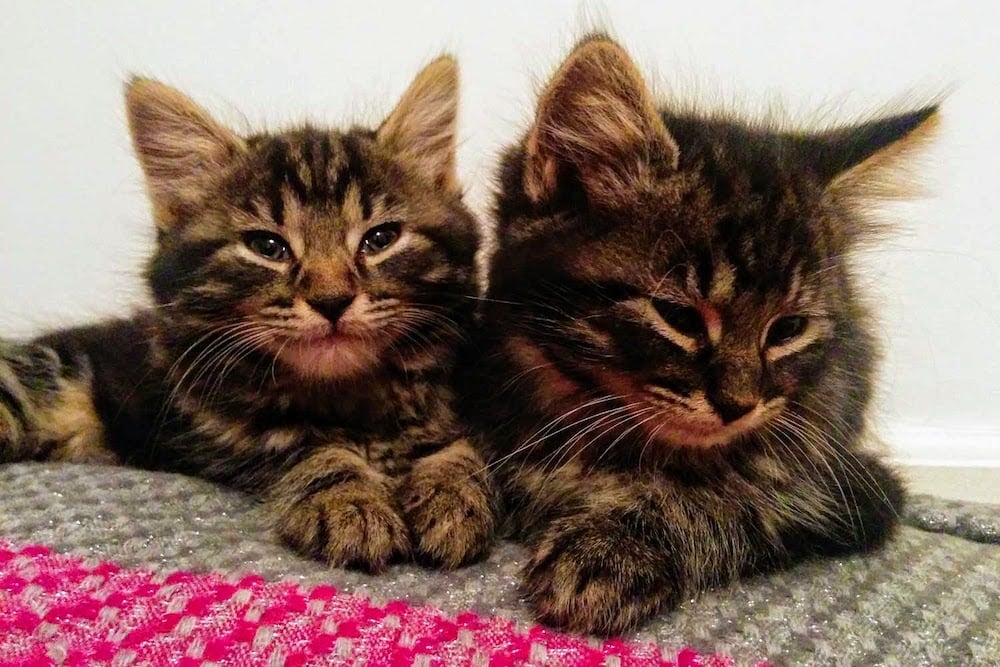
[
  {"left": 278, "top": 335, "right": 380, "bottom": 380},
  {"left": 651, "top": 423, "right": 755, "bottom": 449}
]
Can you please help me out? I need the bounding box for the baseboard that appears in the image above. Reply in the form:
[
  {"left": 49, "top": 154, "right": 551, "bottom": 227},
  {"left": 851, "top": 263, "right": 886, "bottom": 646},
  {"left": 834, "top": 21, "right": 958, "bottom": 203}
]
[
  {"left": 898, "top": 465, "right": 999, "bottom": 503},
  {"left": 884, "top": 422, "right": 1000, "bottom": 468}
]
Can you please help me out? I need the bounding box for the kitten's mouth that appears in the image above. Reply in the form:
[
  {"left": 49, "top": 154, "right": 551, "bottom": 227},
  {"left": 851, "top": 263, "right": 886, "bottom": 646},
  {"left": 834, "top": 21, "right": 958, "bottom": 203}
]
[
  {"left": 274, "top": 328, "right": 379, "bottom": 379},
  {"left": 297, "top": 331, "right": 359, "bottom": 348}
]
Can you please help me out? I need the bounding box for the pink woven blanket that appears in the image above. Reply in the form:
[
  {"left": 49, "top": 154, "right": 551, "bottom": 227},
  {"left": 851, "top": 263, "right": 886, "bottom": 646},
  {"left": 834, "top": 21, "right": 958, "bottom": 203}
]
[{"left": 0, "top": 542, "right": 758, "bottom": 666}]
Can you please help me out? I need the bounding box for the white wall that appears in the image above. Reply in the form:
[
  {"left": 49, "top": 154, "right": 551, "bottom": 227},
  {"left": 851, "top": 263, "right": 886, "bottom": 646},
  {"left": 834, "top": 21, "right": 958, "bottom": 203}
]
[{"left": 1, "top": 1, "right": 997, "bottom": 465}]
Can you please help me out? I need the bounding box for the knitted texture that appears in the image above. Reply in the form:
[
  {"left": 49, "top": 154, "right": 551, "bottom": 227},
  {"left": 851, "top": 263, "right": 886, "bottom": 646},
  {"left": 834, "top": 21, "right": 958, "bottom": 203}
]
[
  {"left": 2, "top": 463, "right": 999, "bottom": 665},
  {"left": 0, "top": 542, "right": 753, "bottom": 667}
]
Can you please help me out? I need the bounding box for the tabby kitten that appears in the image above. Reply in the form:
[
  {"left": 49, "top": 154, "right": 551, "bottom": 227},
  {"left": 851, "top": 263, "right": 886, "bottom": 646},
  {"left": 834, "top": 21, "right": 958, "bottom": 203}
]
[
  {"left": 0, "top": 58, "right": 495, "bottom": 572},
  {"left": 463, "top": 36, "right": 937, "bottom": 634}
]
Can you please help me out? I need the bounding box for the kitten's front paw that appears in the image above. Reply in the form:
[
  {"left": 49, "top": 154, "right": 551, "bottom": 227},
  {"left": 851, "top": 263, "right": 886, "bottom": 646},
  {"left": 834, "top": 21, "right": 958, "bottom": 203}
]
[
  {"left": 277, "top": 483, "right": 409, "bottom": 573},
  {"left": 401, "top": 464, "right": 495, "bottom": 569},
  {"left": 522, "top": 517, "right": 681, "bottom": 635}
]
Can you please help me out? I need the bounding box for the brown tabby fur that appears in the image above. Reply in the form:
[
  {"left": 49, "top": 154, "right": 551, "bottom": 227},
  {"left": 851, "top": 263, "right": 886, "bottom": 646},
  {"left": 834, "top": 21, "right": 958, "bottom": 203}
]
[
  {"left": 0, "top": 58, "right": 496, "bottom": 572},
  {"left": 460, "top": 35, "right": 939, "bottom": 634}
]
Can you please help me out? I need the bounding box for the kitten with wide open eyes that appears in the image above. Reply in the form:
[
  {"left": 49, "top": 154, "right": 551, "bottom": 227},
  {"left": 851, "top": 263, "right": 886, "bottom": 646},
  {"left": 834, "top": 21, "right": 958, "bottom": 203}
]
[
  {"left": 0, "top": 57, "right": 495, "bottom": 572},
  {"left": 461, "top": 35, "right": 938, "bottom": 634}
]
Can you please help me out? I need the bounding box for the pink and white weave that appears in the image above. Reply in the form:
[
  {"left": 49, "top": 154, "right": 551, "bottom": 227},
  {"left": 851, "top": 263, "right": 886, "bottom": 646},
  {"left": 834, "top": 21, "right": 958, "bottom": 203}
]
[{"left": 0, "top": 542, "right": 757, "bottom": 666}]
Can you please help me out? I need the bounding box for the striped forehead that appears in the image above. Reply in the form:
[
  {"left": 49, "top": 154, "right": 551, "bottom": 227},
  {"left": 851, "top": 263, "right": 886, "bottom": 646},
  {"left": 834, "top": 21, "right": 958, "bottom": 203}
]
[
  {"left": 683, "top": 258, "right": 805, "bottom": 304},
  {"left": 691, "top": 211, "right": 811, "bottom": 297},
  {"left": 670, "top": 212, "right": 809, "bottom": 304},
  {"left": 240, "top": 129, "right": 388, "bottom": 227}
]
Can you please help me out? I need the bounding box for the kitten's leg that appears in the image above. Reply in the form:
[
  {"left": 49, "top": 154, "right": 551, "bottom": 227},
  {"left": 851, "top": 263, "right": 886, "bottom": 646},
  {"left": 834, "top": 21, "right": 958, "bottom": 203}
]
[
  {"left": 517, "top": 459, "right": 904, "bottom": 635},
  {"left": 517, "top": 468, "right": 687, "bottom": 635},
  {"left": 401, "top": 437, "right": 496, "bottom": 569},
  {"left": 0, "top": 341, "right": 114, "bottom": 464},
  {"left": 269, "top": 446, "right": 409, "bottom": 572},
  {"left": 781, "top": 451, "right": 905, "bottom": 559}
]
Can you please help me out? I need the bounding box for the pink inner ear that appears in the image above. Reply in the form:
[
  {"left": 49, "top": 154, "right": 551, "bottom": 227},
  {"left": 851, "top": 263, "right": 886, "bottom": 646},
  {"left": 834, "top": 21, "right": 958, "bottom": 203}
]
[{"left": 523, "top": 39, "right": 680, "bottom": 206}]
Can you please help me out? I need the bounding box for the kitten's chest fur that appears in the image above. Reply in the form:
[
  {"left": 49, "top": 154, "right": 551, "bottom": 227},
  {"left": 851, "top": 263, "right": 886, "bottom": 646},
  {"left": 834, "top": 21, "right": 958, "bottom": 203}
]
[{"left": 177, "top": 366, "right": 459, "bottom": 482}]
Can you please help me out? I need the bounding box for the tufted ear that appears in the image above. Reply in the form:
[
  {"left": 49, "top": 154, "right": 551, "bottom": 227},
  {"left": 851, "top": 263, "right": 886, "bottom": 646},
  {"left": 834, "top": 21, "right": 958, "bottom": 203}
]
[
  {"left": 800, "top": 105, "right": 941, "bottom": 199},
  {"left": 523, "top": 36, "right": 679, "bottom": 207},
  {"left": 125, "top": 77, "right": 245, "bottom": 230},
  {"left": 378, "top": 55, "right": 461, "bottom": 194}
]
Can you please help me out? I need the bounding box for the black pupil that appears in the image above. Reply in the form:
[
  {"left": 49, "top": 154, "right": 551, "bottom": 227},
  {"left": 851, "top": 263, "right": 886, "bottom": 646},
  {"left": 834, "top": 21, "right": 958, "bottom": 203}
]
[
  {"left": 364, "top": 224, "right": 399, "bottom": 253},
  {"left": 768, "top": 316, "right": 806, "bottom": 345},
  {"left": 653, "top": 300, "right": 705, "bottom": 337}
]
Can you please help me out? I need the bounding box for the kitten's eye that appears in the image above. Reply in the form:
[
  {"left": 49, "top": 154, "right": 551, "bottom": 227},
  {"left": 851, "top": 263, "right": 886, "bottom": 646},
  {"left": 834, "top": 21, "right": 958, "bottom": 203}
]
[
  {"left": 766, "top": 316, "right": 807, "bottom": 346},
  {"left": 652, "top": 300, "right": 705, "bottom": 337},
  {"left": 244, "top": 232, "right": 292, "bottom": 262},
  {"left": 596, "top": 281, "right": 642, "bottom": 302},
  {"left": 360, "top": 222, "right": 401, "bottom": 255}
]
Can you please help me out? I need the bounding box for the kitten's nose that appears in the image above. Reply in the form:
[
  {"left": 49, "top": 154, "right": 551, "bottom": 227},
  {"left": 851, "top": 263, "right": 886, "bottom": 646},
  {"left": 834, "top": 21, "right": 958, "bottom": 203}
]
[
  {"left": 307, "top": 296, "right": 354, "bottom": 324},
  {"left": 714, "top": 399, "right": 756, "bottom": 424}
]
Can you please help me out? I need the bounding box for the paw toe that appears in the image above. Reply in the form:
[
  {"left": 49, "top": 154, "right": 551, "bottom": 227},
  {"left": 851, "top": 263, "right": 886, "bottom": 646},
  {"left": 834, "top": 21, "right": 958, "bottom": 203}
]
[{"left": 403, "top": 482, "right": 494, "bottom": 569}]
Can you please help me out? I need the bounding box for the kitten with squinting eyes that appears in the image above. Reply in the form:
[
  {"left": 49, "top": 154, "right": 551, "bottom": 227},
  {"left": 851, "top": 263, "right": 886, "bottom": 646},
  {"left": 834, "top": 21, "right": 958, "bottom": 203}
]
[
  {"left": 0, "top": 57, "right": 495, "bottom": 572},
  {"left": 461, "top": 35, "right": 938, "bottom": 634}
]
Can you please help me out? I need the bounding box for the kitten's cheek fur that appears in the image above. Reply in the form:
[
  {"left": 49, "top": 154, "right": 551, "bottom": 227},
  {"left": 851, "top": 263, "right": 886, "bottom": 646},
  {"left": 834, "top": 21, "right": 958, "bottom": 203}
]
[{"left": 522, "top": 517, "right": 682, "bottom": 635}]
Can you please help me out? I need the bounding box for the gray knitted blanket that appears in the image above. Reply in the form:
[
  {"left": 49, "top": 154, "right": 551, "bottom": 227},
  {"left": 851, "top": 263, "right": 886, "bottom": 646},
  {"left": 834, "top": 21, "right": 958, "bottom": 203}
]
[{"left": 0, "top": 463, "right": 997, "bottom": 666}]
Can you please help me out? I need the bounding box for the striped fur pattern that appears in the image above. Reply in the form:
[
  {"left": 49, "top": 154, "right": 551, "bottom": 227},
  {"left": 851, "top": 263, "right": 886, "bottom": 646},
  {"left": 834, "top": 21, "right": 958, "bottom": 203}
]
[
  {"left": 461, "top": 36, "right": 939, "bottom": 634},
  {"left": 0, "top": 58, "right": 496, "bottom": 572}
]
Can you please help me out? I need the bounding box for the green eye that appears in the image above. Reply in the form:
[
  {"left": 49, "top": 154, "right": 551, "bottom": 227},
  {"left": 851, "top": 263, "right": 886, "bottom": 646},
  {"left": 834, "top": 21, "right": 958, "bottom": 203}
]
[
  {"left": 767, "top": 316, "right": 807, "bottom": 346},
  {"left": 360, "top": 222, "right": 401, "bottom": 255},
  {"left": 244, "top": 232, "right": 291, "bottom": 262}
]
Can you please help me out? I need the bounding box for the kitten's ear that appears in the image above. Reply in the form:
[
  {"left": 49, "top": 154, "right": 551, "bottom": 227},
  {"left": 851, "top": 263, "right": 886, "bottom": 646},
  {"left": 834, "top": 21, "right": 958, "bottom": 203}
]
[
  {"left": 803, "top": 105, "right": 941, "bottom": 198},
  {"left": 524, "top": 36, "right": 679, "bottom": 206},
  {"left": 125, "top": 76, "right": 244, "bottom": 230},
  {"left": 377, "top": 55, "right": 460, "bottom": 193}
]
